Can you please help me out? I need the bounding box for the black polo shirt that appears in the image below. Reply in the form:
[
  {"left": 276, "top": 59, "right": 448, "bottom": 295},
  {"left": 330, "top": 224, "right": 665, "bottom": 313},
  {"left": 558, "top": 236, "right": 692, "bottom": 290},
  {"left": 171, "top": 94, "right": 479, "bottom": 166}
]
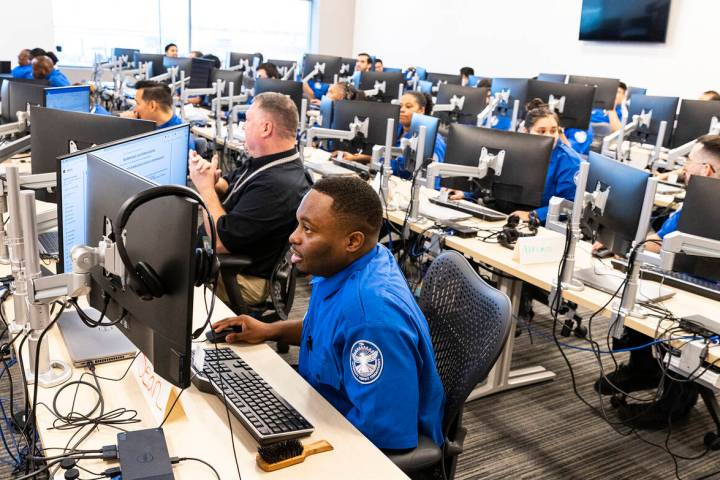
[{"left": 217, "top": 148, "right": 310, "bottom": 278}]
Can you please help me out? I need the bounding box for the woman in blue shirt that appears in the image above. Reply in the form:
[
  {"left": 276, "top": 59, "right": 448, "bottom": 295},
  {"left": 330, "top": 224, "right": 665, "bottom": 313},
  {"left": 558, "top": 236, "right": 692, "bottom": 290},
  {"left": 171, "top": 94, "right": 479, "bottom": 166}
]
[{"left": 510, "top": 99, "right": 582, "bottom": 223}]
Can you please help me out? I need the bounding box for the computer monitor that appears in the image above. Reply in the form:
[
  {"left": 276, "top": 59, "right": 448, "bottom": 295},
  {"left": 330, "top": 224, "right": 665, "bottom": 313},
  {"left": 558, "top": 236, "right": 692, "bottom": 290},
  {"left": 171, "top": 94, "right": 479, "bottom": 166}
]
[
  {"left": 441, "top": 124, "right": 553, "bottom": 211},
  {"left": 358, "top": 71, "right": 404, "bottom": 103},
  {"left": 266, "top": 59, "right": 298, "bottom": 79},
  {"left": 626, "top": 94, "right": 679, "bottom": 148},
  {"left": 57, "top": 125, "right": 190, "bottom": 273},
  {"left": 568, "top": 75, "right": 620, "bottom": 110},
  {"left": 673, "top": 175, "right": 720, "bottom": 282},
  {"left": 0, "top": 61, "right": 10, "bottom": 74},
  {"left": 164, "top": 57, "right": 214, "bottom": 89},
  {"left": 526, "top": 79, "right": 595, "bottom": 130},
  {"left": 253, "top": 78, "right": 303, "bottom": 116},
  {"left": 435, "top": 83, "right": 488, "bottom": 125},
  {"left": 537, "top": 73, "right": 567, "bottom": 83},
  {"left": 302, "top": 54, "right": 342, "bottom": 84},
  {"left": 133, "top": 53, "right": 166, "bottom": 77},
  {"left": 627, "top": 86, "right": 647, "bottom": 99},
  {"left": 43, "top": 85, "right": 91, "bottom": 113},
  {"left": 490, "top": 78, "right": 529, "bottom": 121},
  {"left": 426, "top": 72, "right": 462, "bottom": 88},
  {"left": 330, "top": 100, "right": 400, "bottom": 155},
  {"left": 228, "top": 52, "right": 263, "bottom": 71},
  {"left": 6, "top": 79, "right": 49, "bottom": 122},
  {"left": 339, "top": 57, "right": 356, "bottom": 77},
  {"left": 671, "top": 99, "right": 720, "bottom": 148},
  {"left": 582, "top": 152, "right": 651, "bottom": 256},
  {"left": 111, "top": 48, "right": 139, "bottom": 63},
  {"left": 210, "top": 68, "right": 243, "bottom": 97},
  {"left": 319, "top": 96, "right": 334, "bottom": 128},
  {"left": 30, "top": 105, "right": 155, "bottom": 177},
  {"left": 395, "top": 113, "right": 439, "bottom": 177},
  {"left": 83, "top": 154, "right": 198, "bottom": 388}
]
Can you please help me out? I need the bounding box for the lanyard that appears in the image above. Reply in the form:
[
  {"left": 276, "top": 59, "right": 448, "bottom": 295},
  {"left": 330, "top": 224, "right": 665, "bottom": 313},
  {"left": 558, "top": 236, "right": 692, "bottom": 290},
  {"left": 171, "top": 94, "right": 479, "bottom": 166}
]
[{"left": 222, "top": 151, "right": 300, "bottom": 207}]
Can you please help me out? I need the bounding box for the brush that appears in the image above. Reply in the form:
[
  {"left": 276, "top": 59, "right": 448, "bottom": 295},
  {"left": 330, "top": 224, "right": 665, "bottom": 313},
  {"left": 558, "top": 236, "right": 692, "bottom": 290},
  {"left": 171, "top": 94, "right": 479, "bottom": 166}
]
[{"left": 256, "top": 438, "right": 333, "bottom": 471}]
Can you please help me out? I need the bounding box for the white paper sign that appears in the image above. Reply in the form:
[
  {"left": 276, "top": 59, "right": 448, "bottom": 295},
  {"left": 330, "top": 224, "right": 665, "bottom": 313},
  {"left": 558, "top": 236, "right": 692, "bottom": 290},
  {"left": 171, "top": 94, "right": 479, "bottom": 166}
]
[
  {"left": 512, "top": 231, "right": 566, "bottom": 265},
  {"left": 132, "top": 353, "right": 187, "bottom": 425}
]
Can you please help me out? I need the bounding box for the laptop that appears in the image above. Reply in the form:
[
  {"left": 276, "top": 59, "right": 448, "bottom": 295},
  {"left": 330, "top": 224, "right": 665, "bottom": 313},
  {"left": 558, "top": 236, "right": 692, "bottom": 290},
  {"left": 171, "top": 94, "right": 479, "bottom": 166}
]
[{"left": 57, "top": 309, "right": 137, "bottom": 367}]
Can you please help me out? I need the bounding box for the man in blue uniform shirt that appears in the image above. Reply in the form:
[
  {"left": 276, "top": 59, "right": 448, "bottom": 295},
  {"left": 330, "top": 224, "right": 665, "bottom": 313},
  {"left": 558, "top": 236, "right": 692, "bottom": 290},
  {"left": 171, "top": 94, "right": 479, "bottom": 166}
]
[
  {"left": 211, "top": 176, "right": 446, "bottom": 450},
  {"left": 11, "top": 49, "right": 33, "bottom": 79},
  {"left": 31, "top": 55, "right": 70, "bottom": 87},
  {"left": 119, "top": 80, "right": 195, "bottom": 150}
]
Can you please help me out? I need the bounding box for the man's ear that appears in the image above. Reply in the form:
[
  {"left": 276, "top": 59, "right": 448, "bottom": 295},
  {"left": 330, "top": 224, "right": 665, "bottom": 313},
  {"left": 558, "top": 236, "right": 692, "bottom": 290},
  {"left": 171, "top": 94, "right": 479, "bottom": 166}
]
[
  {"left": 345, "top": 231, "right": 366, "bottom": 254},
  {"left": 262, "top": 120, "right": 274, "bottom": 138}
]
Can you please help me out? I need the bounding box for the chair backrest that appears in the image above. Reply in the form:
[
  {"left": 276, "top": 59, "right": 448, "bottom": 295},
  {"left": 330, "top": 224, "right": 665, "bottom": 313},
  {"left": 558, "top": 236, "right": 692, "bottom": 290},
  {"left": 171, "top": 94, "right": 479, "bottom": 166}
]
[
  {"left": 269, "top": 244, "right": 298, "bottom": 320},
  {"left": 418, "top": 250, "right": 512, "bottom": 432}
]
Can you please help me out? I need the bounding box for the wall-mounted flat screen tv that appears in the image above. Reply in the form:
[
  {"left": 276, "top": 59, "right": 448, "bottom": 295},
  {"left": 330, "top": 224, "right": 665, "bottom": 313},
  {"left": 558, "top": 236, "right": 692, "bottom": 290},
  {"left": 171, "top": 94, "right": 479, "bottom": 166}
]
[{"left": 579, "top": 0, "right": 671, "bottom": 43}]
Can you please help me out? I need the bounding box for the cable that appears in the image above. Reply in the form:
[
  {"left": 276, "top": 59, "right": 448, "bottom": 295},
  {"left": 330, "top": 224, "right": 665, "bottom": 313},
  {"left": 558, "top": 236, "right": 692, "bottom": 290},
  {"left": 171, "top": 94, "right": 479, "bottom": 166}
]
[{"left": 172, "top": 456, "right": 221, "bottom": 479}]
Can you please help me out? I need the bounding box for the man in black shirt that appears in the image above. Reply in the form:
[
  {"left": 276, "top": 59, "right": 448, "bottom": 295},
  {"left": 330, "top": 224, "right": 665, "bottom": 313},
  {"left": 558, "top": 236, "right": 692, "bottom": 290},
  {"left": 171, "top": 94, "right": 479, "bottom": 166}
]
[{"left": 189, "top": 92, "right": 310, "bottom": 305}]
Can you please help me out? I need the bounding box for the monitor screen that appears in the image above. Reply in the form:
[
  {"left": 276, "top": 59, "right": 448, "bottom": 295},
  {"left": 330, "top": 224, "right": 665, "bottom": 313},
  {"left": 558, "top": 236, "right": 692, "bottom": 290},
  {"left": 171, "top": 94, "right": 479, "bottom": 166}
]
[
  {"left": 44, "top": 86, "right": 91, "bottom": 113},
  {"left": 58, "top": 125, "right": 189, "bottom": 272},
  {"left": 579, "top": 0, "right": 672, "bottom": 43}
]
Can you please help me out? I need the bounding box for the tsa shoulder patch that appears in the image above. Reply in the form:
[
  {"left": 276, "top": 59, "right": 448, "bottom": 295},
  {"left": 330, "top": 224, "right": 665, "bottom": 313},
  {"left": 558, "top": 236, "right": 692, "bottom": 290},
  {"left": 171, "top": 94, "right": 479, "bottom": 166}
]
[
  {"left": 573, "top": 130, "right": 588, "bottom": 144},
  {"left": 350, "top": 340, "right": 384, "bottom": 384}
]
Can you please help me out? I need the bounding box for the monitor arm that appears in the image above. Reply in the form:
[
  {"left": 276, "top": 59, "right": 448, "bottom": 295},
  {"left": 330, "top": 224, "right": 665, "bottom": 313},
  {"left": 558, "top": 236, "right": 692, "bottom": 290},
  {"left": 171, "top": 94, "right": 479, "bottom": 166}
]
[
  {"left": 425, "top": 147, "right": 505, "bottom": 189},
  {"left": 363, "top": 80, "right": 387, "bottom": 98},
  {"left": 660, "top": 231, "right": 720, "bottom": 271},
  {"left": 304, "top": 116, "right": 370, "bottom": 147},
  {"left": 477, "top": 90, "right": 518, "bottom": 129},
  {"left": 180, "top": 80, "right": 225, "bottom": 122},
  {"left": 302, "top": 62, "right": 326, "bottom": 83},
  {"left": 601, "top": 105, "right": 638, "bottom": 161},
  {"left": 228, "top": 58, "right": 253, "bottom": 75},
  {"left": 548, "top": 94, "right": 566, "bottom": 115},
  {"left": 281, "top": 63, "right": 298, "bottom": 81},
  {"left": 432, "top": 94, "right": 465, "bottom": 114},
  {"left": 431, "top": 80, "right": 447, "bottom": 94},
  {"left": 0, "top": 110, "right": 30, "bottom": 138}
]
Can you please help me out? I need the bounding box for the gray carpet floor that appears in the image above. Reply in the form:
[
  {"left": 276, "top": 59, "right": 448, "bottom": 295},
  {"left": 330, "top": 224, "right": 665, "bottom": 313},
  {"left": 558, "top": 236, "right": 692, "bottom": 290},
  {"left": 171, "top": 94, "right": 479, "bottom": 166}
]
[{"left": 2, "top": 274, "right": 719, "bottom": 479}]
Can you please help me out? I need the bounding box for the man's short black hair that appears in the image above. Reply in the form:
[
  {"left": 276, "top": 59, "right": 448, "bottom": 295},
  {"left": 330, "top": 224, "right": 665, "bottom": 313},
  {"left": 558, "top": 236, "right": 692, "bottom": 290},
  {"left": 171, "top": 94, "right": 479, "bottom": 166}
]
[
  {"left": 311, "top": 177, "right": 383, "bottom": 238},
  {"left": 357, "top": 52, "right": 371, "bottom": 61},
  {"left": 134, "top": 80, "right": 173, "bottom": 111},
  {"left": 618, "top": 81, "right": 628, "bottom": 91},
  {"left": 29, "top": 47, "right": 47, "bottom": 59},
  {"left": 704, "top": 90, "right": 720, "bottom": 101},
  {"left": 164, "top": 43, "right": 177, "bottom": 53},
  {"left": 375, "top": 58, "right": 383, "bottom": 64},
  {"left": 698, "top": 134, "right": 720, "bottom": 160},
  {"left": 460, "top": 66, "right": 474, "bottom": 77}
]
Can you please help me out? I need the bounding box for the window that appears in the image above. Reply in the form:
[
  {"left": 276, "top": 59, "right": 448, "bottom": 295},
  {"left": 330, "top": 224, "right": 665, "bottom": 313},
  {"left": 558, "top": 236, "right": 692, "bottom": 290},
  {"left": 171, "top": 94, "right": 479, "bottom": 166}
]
[
  {"left": 52, "top": 0, "right": 311, "bottom": 67},
  {"left": 190, "top": 0, "right": 312, "bottom": 65}
]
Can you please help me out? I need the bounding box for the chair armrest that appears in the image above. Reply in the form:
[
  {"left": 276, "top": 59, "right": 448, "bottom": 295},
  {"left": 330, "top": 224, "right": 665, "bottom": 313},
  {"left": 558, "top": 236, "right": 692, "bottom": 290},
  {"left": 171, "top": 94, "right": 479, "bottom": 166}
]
[{"left": 217, "top": 254, "right": 253, "bottom": 269}]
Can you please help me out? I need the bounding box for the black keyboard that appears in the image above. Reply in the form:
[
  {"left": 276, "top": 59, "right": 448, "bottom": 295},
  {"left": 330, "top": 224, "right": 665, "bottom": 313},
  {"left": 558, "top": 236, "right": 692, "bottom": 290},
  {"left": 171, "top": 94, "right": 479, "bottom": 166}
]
[
  {"left": 611, "top": 259, "right": 720, "bottom": 302},
  {"left": 429, "top": 197, "right": 507, "bottom": 222},
  {"left": 192, "top": 347, "right": 313, "bottom": 445},
  {"left": 38, "top": 231, "right": 59, "bottom": 256}
]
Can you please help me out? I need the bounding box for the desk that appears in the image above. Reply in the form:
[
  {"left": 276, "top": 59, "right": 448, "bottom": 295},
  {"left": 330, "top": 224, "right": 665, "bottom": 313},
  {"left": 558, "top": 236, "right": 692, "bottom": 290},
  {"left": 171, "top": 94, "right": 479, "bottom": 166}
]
[
  {"left": 191, "top": 120, "right": 245, "bottom": 154},
  {"left": 2, "top": 214, "right": 407, "bottom": 479},
  {"left": 381, "top": 177, "right": 720, "bottom": 398}
]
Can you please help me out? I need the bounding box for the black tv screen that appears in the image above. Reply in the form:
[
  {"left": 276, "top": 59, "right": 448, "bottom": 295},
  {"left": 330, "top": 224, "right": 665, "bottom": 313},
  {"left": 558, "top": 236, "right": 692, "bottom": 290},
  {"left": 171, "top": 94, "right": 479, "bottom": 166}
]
[{"left": 579, "top": 0, "right": 671, "bottom": 43}]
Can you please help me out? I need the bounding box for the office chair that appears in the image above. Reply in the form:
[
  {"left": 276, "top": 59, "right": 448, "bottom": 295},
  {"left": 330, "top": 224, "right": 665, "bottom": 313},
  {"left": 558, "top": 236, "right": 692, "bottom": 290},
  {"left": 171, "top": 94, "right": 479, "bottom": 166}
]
[
  {"left": 218, "top": 244, "right": 298, "bottom": 326},
  {"left": 387, "top": 250, "right": 512, "bottom": 479}
]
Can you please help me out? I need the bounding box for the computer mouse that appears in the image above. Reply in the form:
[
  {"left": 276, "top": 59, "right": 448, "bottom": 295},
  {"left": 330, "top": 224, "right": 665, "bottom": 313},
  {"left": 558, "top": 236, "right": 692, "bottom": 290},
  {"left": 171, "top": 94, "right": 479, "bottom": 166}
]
[{"left": 205, "top": 325, "right": 243, "bottom": 343}]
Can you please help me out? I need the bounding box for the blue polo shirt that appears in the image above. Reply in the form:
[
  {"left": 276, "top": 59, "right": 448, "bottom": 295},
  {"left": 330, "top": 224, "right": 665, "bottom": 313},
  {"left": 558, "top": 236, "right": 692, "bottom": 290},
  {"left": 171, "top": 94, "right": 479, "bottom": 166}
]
[
  {"left": 11, "top": 64, "right": 33, "bottom": 79},
  {"left": 45, "top": 69, "right": 70, "bottom": 87},
  {"left": 535, "top": 143, "right": 582, "bottom": 223},
  {"left": 158, "top": 113, "right": 196, "bottom": 151},
  {"left": 657, "top": 209, "right": 681, "bottom": 238},
  {"left": 298, "top": 244, "right": 445, "bottom": 450},
  {"left": 590, "top": 105, "right": 623, "bottom": 124}
]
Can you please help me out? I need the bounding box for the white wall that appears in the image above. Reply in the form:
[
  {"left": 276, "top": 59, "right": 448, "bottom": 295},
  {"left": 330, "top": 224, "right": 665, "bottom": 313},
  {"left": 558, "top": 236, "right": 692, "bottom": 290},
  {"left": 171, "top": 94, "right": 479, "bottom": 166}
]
[
  {"left": 353, "top": 0, "right": 717, "bottom": 99},
  {"left": 311, "top": 0, "right": 356, "bottom": 56},
  {"left": 0, "top": 0, "right": 55, "bottom": 67}
]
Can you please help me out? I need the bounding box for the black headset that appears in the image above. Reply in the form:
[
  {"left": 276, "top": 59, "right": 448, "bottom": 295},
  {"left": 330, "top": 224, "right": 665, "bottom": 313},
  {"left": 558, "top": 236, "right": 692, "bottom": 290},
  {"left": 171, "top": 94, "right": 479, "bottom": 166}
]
[
  {"left": 113, "top": 185, "right": 219, "bottom": 301},
  {"left": 498, "top": 212, "right": 540, "bottom": 250}
]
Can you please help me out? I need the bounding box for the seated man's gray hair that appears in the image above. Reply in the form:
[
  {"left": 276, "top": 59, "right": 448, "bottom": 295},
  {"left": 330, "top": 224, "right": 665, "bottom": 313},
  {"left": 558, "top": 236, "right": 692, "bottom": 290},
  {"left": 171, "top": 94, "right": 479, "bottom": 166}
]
[{"left": 253, "top": 92, "right": 299, "bottom": 139}]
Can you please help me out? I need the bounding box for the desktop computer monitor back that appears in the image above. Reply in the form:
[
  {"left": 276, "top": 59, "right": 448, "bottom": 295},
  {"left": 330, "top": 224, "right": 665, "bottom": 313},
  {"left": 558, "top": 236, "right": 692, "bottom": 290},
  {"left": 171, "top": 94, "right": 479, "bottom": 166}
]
[
  {"left": 491, "top": 78, "right": 529, "bottom": 122},
  {"left": 57, "top": 125, "right": 190, "bottom": 273},
  {"left": 44, "top": 85, "right": 91, "bottom": 113},
  {"left": 339, "top": 57, "right": 356, "bottom": 77},
  {"left": 526, "top": 79, "right": 595, "bottom": 130},
  {"left": 0, "top": 61, "right": 10, "bottom": 74},
  {"left": 30, "top": 106, "right": 155, "bottom": 177},
  {"left": 537, "top": 73, "right": 566, "bottom": 83},
  {"left": 442, "top": 124, "right": 553, "bottom": 211},
  {"left": 627, "top": 94, "right": 679, "bottom": 148},
  {"left": 436, "top": 83, "right": 488, "bottom": 125},
  {"left": 84, "top": 154, "right": 197, "bottom": 388},
  {"left": 302, "top": 54, "right": 342, "bottom": 84},
  {"left": 253, "top": 78, "right": 303, "bottom": 115},
  {"left": 671, "top": 99, "right": 720, "bottom": 148},
  {"left": 358, "top": 71, "right": 404, "bottom": 103},
  {"left": 164, "top": 57, "right": 214, "bottom": 88},
  {"left": 426, "top": 72, "right": 462, "bottom": 87},
  {"left": 211, "top": 69, "right": 243, "bottom": 97},
  {"left": 4, "top": 79, "right": 49, "bottom": 122},
  {"left": 133, "top": 53, "right": 166, "bottom": 77},
  {"left": 674, "top": 175, "right": 720, "bottom": 281},
  {"left": 583, "top": 152, "right": 650, "bottom": 256},
  {"left": 568, "top": 75, "right": 620, "bottom": 110},
  {"left": 330, "top": 100, "right": 400, "bottom": 154},
  {"left": 267, "top": 59, "right": 298, "bottom": 79},
  {"left": 228, "top": 52, "right": 263, "bottom": 70}
]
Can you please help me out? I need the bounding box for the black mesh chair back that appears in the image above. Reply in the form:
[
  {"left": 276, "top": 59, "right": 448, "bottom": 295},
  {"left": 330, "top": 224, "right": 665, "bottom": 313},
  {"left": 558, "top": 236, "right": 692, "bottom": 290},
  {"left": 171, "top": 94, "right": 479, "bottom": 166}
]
[{"left": 418, "top": 250, "right": 512, "bottom": 433}]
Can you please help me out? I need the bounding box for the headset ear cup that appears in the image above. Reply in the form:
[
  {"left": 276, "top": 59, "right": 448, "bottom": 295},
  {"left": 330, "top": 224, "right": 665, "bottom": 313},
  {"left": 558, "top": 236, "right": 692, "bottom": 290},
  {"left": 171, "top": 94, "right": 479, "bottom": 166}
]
[
  {"left": 133, "top": 261, "right": 164, "bottom": 300},
  {"left": 194, "top": 248, "right": 206, "bottom": 287}
]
